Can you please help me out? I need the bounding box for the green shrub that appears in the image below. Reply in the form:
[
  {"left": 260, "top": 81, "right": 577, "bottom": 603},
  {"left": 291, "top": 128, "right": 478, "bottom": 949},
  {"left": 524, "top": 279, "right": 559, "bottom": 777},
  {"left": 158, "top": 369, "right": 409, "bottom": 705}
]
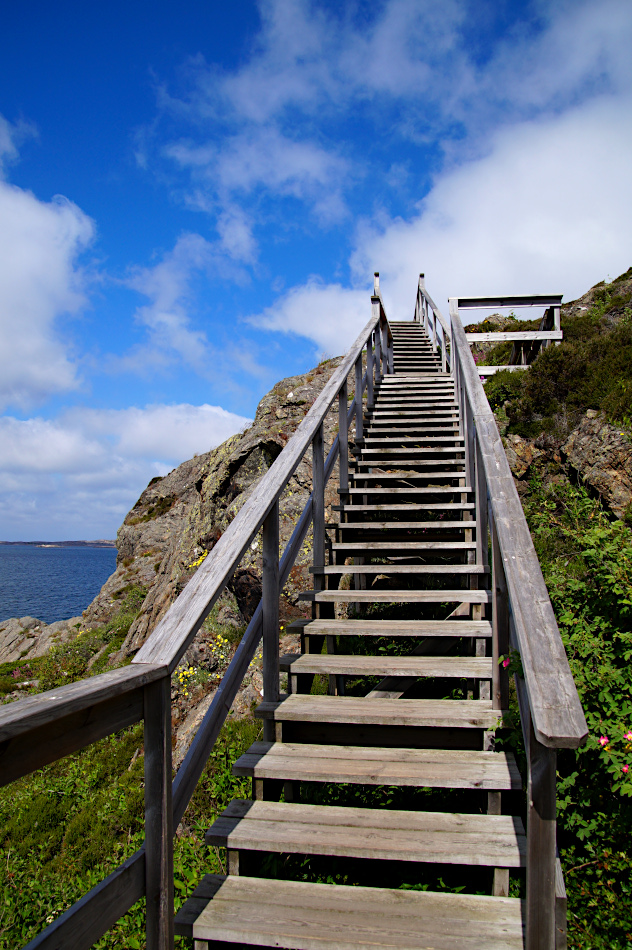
[{"left": 520, "top": 476, "right": 632, "bottom": 947}]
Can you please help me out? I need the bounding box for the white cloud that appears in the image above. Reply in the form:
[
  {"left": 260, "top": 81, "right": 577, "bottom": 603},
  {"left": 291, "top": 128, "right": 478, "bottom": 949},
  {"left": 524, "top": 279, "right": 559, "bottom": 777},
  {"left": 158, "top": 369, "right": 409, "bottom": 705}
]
[
  {"left": 0, "top": 402, "right": 251, "bottom": 540},
  {"left": 0, "top": 176, "right": 94, "bottom": 411},
  {"left": 251, "top": 277, "right": 370, "bottom": 355},
  {"left": 120, "top": 232, "right": 247, "bottom": 374},
  {"left": 350, "top": 96, "right": 632, "bottom": 318}
]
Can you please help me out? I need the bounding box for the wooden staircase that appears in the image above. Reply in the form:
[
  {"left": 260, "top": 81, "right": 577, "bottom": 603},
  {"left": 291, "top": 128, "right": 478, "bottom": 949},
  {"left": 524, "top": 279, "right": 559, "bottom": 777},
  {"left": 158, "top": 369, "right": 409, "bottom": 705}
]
[
  {"left": 177, "top": 322, "right": 529, "bottom": 947},
  {"left": 3, "top": 274, "right": 583, "bottom": 950}
]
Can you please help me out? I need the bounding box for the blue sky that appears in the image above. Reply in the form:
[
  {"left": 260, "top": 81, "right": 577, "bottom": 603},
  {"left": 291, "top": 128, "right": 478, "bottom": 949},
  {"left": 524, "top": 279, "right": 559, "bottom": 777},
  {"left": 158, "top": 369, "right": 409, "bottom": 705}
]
[{"left": 1, "top": 0, "right": 631, "bottom": 540}]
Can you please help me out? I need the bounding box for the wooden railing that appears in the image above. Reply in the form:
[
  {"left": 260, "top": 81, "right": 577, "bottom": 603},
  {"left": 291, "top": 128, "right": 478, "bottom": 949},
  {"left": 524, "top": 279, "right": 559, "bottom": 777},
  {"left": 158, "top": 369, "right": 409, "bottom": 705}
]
[
  {"left": 413, "top": 273, "right": 451, "bottom": 371},
  {"left": 459, "top": 294, "right": 562, "bottom": 376},
  {"left": 0, "top": 276, "right": 393, "bottom": 950},
  {"left": 447, "top": 293, "right": 587, "bottom": 950}
]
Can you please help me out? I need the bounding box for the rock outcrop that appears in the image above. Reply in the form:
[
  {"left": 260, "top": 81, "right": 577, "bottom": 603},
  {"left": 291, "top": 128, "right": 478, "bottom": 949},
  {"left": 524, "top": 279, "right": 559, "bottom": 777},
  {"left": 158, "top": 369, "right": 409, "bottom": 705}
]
[
  {"left": 0, "top": 615, "right": 83, "bottom": 664},
  {"left": 562, "top": 411, "right": 632, "bottom": 518}
]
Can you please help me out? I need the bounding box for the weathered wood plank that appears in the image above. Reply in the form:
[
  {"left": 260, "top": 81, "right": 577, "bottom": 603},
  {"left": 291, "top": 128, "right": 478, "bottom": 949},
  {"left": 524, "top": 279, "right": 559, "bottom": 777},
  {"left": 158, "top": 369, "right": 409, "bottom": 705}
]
[
  {"left": 286, "top": 618, "right": 491, "bottom": 636},
  {"left": 465, "top": 331, "right": 563, "bottom": 343},
  {"left": 207, "top": 799, "right": 526, "bottom": 867},
  {"left": 234, "top": 741, "right": 522, "bottom": 790},
  {"left": 298, "top": 589, "right": 492, "bottom": 604},
  {"left": 193, "top": 875, "right": 524, "bottom": 949},
  {"left": 457, "top": 294, "right": 562, "bottom": 309},
  {"left": 280, "top": 654, "right": 493, "bottom": 678},
  {"left": 144, "top": 677, "right": 173, "bottom": 950},
  {"left": 0, "top": 663, "right": 166, "bottom": 742},
  {"left": 256, "top": 695, "right": 503, "bottom": 729},
  {"left": 1, "top": 687, "right": 146, "bottom": 787},
  {"left": 23, "top": 848, "right": 145, "bottom": 950}
]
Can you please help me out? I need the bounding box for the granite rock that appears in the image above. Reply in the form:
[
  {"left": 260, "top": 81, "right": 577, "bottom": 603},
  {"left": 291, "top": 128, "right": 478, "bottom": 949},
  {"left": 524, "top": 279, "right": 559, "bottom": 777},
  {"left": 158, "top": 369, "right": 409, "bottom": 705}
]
[{"left": 562, "top": 412, "right": 632, "bottom": 518}]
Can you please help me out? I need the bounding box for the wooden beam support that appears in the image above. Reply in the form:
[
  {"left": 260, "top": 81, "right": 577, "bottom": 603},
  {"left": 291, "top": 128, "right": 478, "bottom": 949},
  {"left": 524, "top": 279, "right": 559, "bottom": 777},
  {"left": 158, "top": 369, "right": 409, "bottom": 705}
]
[
  {"left": 144, "top": 677, "right": 174, "bottom": 950},
  {"left": 526, "top": 718, "right": 557, "bottom": 950}
]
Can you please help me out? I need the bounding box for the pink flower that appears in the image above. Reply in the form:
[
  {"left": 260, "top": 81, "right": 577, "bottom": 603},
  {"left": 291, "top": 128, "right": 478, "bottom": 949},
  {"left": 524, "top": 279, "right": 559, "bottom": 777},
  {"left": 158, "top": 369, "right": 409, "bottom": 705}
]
[
  {"left": 598, "top": 736, "right": 609, "bottom": 746},
  {"left": 502, "top": 657, "right": 510, "bottom": 668},
  {"left": 623, "top": 765, "right": 629, "bottom": 773},
  {"left": 624, "top": 731, "right": 632, "bottom": 741}
]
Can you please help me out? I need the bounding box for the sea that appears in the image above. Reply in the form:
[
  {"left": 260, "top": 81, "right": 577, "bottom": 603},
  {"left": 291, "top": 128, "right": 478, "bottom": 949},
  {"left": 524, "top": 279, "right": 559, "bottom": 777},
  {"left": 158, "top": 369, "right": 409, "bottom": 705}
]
[{"left": 0, "top": 545, "right": 118, "bottom": 625}]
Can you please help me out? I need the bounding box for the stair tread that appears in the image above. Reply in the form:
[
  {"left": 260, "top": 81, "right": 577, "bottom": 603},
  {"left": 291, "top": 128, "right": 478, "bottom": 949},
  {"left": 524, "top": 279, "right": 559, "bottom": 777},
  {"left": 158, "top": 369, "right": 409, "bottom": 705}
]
[
  {"left": 233, "top": 741, "right": 522, "bottom": 790},
  {"left": 256, "top": 695, "right": 503, "bottom": 729},
  {"left": 186, "top": 874, "right": 525, "bottom": 949},
  {"left": 332, "top": 542, "right": 477, "bottom": 552},
  {"left": 334, "top": 503, "right": 475, "bottom": 511},
  {"left": 338, "top": 521, "right": 477, "bottom": 531},
  {"left": 280, "top": 653, "right": 493, "bottom": 678},
  {"left": 298, "top": 590, "right": 491, "bottom": 604},
  {"left": 340, "top": 487, "right": 472, "bottom": 494},
  {"left": 207, "top": 800, "right": 526, "bottom": 867},
  {"left": 310, "top": 564, "right": 488, "bottom": 574}
]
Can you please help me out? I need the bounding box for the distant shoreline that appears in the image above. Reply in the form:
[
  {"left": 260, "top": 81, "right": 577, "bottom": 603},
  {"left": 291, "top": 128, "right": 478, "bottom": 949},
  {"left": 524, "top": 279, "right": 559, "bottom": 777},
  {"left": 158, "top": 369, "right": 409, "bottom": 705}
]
[{"left": 0, "top": 540, "right": 116, "bottom": 548}]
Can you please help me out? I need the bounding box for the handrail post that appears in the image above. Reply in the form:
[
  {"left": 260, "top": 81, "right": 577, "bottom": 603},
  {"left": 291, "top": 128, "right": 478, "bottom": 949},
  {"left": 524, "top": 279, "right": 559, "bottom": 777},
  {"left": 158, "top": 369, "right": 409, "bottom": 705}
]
[
  {"left": 381, "top": 316, "right": 388, "bottom": 378},
  {"left": 527, "top": 715, "right": 557, "bottom": 950},
  {"left": 553, "top": 304, "right": 561, "bottom": 345},
  {"left": 262, "top": 499, "right": 280, "bottom": 740},
  {"left": 144, "top": 676, "right": 174, "bottom": 950},
  {"left": 374, "top": 322, "right": 382, "bottom": 387},
  {"left": 431, "top": 308, "right": 437, "bottom": 352},
  {"left": 366, "top": 332, "right": 374, "bottom": 408},
  {"left": 490, "top": 509, "right": 509, "bottom": 711},
  {"left": 354, "top": 356, "right": 363, "bottom": 441},
  {"left": 312, "top": 425, "right": 325, "bottom": 584},
  {"left": 475, "top": 439, "right": 488, "bottom": 568},
  {"left": 338, "top": 380, "right": 349, "bottom": 496}
]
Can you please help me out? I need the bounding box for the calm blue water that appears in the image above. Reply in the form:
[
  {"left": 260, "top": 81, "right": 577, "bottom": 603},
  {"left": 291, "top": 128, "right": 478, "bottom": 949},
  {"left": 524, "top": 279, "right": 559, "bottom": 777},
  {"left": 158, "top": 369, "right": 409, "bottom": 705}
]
[{"left": 0, "top": 545, "right": 118, "bottom": 624}]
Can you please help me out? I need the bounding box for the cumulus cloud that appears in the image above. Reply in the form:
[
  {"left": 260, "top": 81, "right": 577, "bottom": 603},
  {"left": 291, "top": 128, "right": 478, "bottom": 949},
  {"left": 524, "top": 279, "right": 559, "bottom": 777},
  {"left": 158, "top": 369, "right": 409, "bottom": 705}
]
[
  {"left": 250, "top": 277, "right": 371, "bottom": 355},
  {"left": 350, "top": 96, "right": 632, "bottom": 318},
  {"left": 145, "top": 0, "right": 632, "bottom": 267},
  {"left": 118, "top": 232, "right": 247, "bottom": 375},
  {"left": 0, "top": 173, "right": 94, "bottom": 411},
  {"left": 0, "top": 402, "right": 251, "bottom": 540}
]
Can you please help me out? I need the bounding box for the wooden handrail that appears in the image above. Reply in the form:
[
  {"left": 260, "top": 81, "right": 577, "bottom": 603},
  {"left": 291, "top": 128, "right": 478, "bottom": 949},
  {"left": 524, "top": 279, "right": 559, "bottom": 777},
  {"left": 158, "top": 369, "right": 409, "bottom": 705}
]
[{"left": 448, "top": 296, "right": 586, "bottom": 750}]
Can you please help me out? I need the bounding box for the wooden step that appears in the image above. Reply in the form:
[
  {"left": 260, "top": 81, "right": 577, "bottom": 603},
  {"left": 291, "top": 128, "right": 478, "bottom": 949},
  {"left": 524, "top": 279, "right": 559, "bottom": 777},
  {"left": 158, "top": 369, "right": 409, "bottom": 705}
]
[
  {"left": 256, "top": 695, "right": 503, "bottom": 729},
  {"left": 332, "top": 541, "right": 476, "bottom": 557},
  {"left": 353, "top": 463, "right": 467, "bottom": 472},
  {"left": 310, "top": 564, "right": 488, "bottom": 575},
  {"left": 181, "top": 874, "right": 525, "bottom": 949},
  {"left": 340, "top": 487, "right": 472, "bottom": 495},
  {"left": 233, "top": 741, "right": 521, "bottom": 790},
  {"left": 287, "top": 617, "right": 491, "bottom": 638},
  {"left": 337, "top": 520, "right": 476, "bottom": 530},
  {"left": 362, "top": 426, "right": 460, "bottom": 435},
  {"left": 367, "top": 418, "right": 460, "bottom": 428},
  {"left": 280, "top": 653, "right": 493, "bottom": 678},
  {"left": 334, "top": 502, "right": 475, "bottom": 512},
  {"left": 348, "top": 472, "right": 466, "bottom": 483},
  {"left": 361, "top": 438, "right": 465, "bottom": 447},
  {"left": 298, "top": 590, "right": 491, "bottom": 604},
  {"left": 207, "top": 800, "right": 526, "bottom": 868}
]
